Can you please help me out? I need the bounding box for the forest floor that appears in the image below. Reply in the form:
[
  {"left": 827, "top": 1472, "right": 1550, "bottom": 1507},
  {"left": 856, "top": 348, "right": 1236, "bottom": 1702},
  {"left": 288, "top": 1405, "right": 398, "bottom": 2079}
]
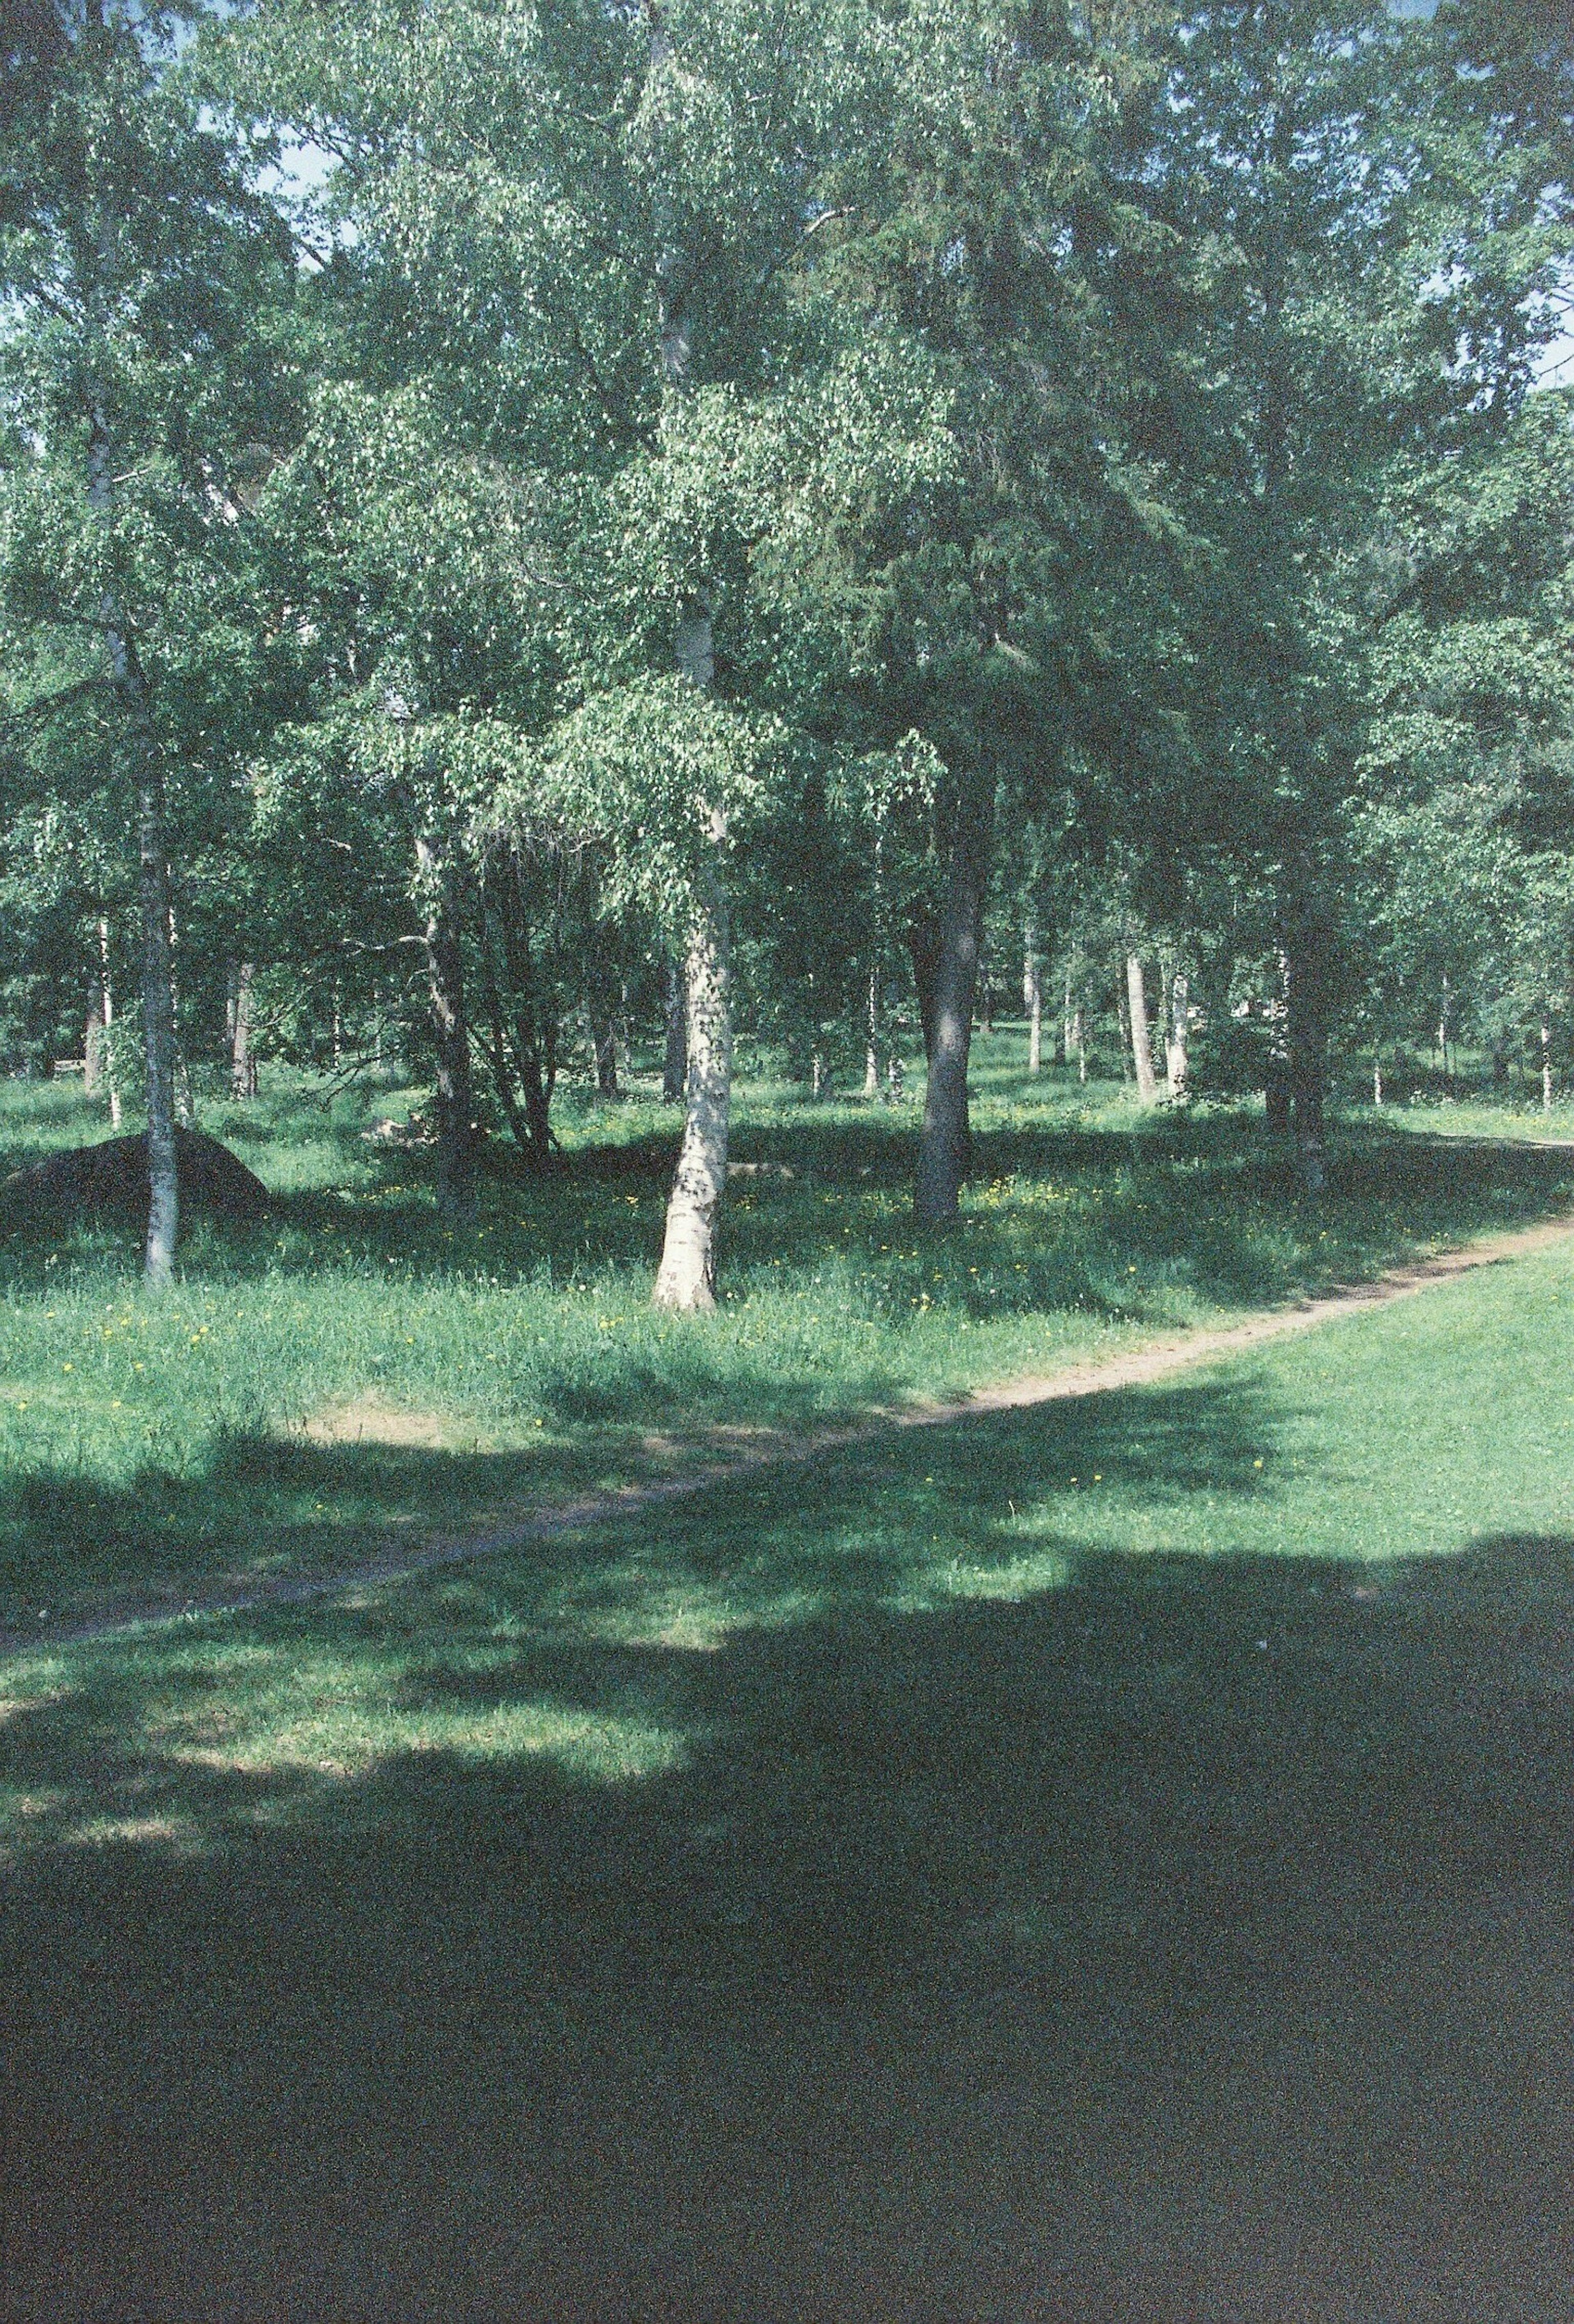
[
  {"left": 1, "top": 1046, "right": 1574, "bottom": 1633},
  {"left": 2, "top": 1066, "right": 1574, "bottom": 2317}
]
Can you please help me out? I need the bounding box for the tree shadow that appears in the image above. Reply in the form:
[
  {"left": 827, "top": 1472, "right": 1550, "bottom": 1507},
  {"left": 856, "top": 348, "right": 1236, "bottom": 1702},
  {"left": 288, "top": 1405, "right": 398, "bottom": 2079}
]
[{"left": 2, "top": 1376, "right": 1572, "bottom": 2319}]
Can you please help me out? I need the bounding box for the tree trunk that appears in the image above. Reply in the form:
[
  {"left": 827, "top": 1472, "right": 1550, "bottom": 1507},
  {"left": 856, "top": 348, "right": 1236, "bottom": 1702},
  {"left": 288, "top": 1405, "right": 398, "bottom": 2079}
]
[
  {"left": 653, "top": 864, "right": 730, "bottom": 1311},
  {"left": 84, "top": 981, "right": 105, "bottom": 1099},
  {"left": 1265, "top": 952, "right": 1292, "bottom": 1137},
  {"left": 588, "top": 1002, "right": 619, "bottom": 1097},
  {"left": 166, "top": 903, "right": 196, "bottom": 1130},
  {"left": 1074, "top": 1003, "right": 1086, "bottom": 1082},
  {"left": 1125, "top": 952, "right": 1158, "bottom": 1104},
  {"left": 415, "top": 834, "right": 476, "bottom": 1222},
  {"left": 492, "top": 858, "right": 553, "bottom": 1162},
  {"left": 138, "top": 769, "right": 180, "bottom": 1281},
  {"left": 661, "top": 955, "right": 687, "bottom": 1102},
  {"left": 1372, "top": 1054, "right": 1383, "bottom": 1106},
  {"left": 914, "top": 776, "right": 995, "bottom": 1227},
  {"left": 1024, "top": 922, "right": 1042, "bottom": 1075},
  {"left": 1165, "top": 969, "right": 1190, "bottom": 1101},
  {"left": 1286, "top": 939, "right": 1328, "bottom": 1195},
  {"left": 1542, "top": 1020, "right": 1554, "bottom": 1113},
  {"left": 231, "top": 961, "right": 258, "bottom": 1099},
  {"left": 98, "top": 916, "right": 123, "bottom": 1129},
  {"left": 908, "top": 905, "right": 942, "bottom": 1068},
  {"left": 863, "top": 961, "right": 880, "bottom": 1097},
  {"left": 648, "top": 18, "right": 734, "bottom": 1309},
  {"left": 89, "top": 406, "right": 177, "bottom": 1283}
]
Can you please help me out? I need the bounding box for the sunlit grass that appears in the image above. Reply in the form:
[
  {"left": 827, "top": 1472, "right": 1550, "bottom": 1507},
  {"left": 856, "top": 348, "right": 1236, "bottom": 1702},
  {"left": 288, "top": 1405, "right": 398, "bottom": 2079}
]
[
  {"left": 2, "top": 1237, "right": 1571, "bottom": 1865},
  {"left": 0, "top": 1047, "right": 1568, "bottom": 1622}
]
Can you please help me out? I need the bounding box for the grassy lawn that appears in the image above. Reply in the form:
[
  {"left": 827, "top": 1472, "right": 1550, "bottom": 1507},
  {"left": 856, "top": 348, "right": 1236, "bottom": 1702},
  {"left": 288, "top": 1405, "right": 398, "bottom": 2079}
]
[
  {"left": 2, "top": 1231, "right": 1573, "bottom": 2316},
  {"left": 0, "top": 1046, "right": 1571, "bottom": 1628}
]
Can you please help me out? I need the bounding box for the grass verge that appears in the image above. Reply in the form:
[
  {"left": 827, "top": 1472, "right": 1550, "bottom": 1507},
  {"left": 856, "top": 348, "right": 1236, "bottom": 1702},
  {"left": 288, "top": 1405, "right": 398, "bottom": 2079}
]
[{"left": 1, "top": 1236, "right": 1572, "bottom": 2315}]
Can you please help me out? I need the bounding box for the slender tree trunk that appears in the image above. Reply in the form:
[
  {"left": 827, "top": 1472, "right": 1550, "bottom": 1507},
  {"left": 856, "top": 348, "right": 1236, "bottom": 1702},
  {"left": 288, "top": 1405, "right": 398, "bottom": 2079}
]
[
  {"left": 493, "top": 859, "right": 553, "bottom": 1161},
  {"left": 648, "top": 12, "right": 733, "bottom": 1310},
  {"left": 914, "top": 776, "right": 995, "bottom": 1227},
  {"left": 653, "top": 608, "right": 731, "bottom": 1309},
  {"left": 231, "top": 961, "right": 258, "bottom": 1099},
  {"left": 588, "top": 1001, "right": 619, "bottom": 1097},
  {"left": 1126, "top": 952, "right": 1158, "bottom": 1104},
  {"left": 863, "top": 961, "right": 880, "bottom": 1097},
  {"left": 475, "top": 896, "right": 541, "bottom": 1162},
  {"left": 1024, "top": 921, "right": 1042, "bottom": 1075},
  {"left": 1372, "top": 1054, "right": 1383, "bottom": 1106},
  {"left": 1265, "top": 953, "right": 1292, "bottom": 1138},
  {"left": 1286, "top": 937, "right": 1328, "bottom": 1195},
  {"left": 654, "top": 855, "right": 730, "bottom": 1311},
  {"left": 1075, "top": 1006, "right": 1087, "bottom": 1083},
  {"left": 1542, "top": 1020, "right": 1554, "bottom": 1113},
  {"left": 661, "top": 956, "right": 687, "bottom": 1102},
  {"left": 98, "top": 916, "right": 123, "bottom": 1129},
  {"left": 88, "top": 407, "right": 177, "bottom": 1282},
  {"left": 84, "top": 980, "right": 105, "bottom": 1098},
  {"left": 166, "top": 903, "right": 196, "bottom": 1129},
  {"left": 908, "top": 905, "right": 942, "bottom": 1068},
  {"left": 138, "top": 772, "right": 180, "bottom": 1282},
  {"left": 415, "top": 833, "right": 476, "bottom": 1222},
  {"left": 1165, "top": 969, "right": 1190, "bottom": 1101}
]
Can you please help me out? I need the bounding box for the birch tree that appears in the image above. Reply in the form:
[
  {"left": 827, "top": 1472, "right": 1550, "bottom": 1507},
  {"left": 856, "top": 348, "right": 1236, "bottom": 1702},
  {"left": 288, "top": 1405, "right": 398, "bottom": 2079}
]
[{"left": 0, "top": 0, "right": 289, "bottom": 1280}]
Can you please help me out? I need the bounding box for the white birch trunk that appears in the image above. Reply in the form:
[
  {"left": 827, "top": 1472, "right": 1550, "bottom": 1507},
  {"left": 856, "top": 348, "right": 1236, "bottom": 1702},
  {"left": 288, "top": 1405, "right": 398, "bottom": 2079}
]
[
  {"left": 1165, "top": 969, "right": 1190, "bottom": 1101},
  {"left": 90, "top": 404, "right": 177, "bottom": 1284},
  {"left": 653, "top": 852, "right": 730, "bottom": 1312},
  {"left": 1126, "top": 952, "right": 1158, "bottom": 1104},
  {"left": 863, "top": 963, "right": 880, "bottom": 1097},
  {"left": 1542, "top": 1021, "right": 1553, "bottom": 1113},
  {"left": 232, "top": 961, "right": 258, "bottom": 1099},
  {"left": 98, "top": 917, "right": 122, "bottom": 1129},
  {"left": 646, "top": 13, "right": 736, "bottom": 1305},
  {"left": 1024, "top": 922, "right": 1042, "bottom": 1075}
]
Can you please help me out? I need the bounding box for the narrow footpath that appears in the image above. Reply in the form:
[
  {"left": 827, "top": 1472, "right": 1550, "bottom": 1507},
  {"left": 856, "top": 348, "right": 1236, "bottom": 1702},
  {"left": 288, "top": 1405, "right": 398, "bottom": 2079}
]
[{"left": 7, "top": 1205, "right": 1574, "bottom": 1658}]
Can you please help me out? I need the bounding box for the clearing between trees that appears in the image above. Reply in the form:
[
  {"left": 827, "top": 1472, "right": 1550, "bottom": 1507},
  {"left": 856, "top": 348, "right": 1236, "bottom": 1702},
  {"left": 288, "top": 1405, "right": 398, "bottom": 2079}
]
[{"left": 2, "top": 1057, "right": 1573, "bottom": 1635}]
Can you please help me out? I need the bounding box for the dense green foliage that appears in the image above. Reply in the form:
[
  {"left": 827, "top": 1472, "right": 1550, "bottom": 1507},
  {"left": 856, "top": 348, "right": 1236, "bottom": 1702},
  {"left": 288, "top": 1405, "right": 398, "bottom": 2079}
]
[{"left": 0, "top": 0, "right": 1569, "bottom": 1271}]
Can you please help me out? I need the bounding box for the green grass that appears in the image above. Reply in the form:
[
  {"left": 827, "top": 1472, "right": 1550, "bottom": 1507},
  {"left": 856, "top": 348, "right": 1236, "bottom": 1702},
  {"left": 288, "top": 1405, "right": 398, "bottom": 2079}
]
[
  {"left": 0, "top": 1048, "right": 1571, "bottom": 1626},
  {"left": 2, "top": 1232, "right": 1573, "bottom": 2315}
]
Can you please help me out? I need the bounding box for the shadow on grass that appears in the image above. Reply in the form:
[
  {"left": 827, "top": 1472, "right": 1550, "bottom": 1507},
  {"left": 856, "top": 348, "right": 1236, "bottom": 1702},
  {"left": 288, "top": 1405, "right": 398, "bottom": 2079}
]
[
  {"left": 3, "top": 1100, "right": 1570, "bottom": 1329},
  {"left": 2, "top": 1377, "right": 1573, "bottom": 2319}
]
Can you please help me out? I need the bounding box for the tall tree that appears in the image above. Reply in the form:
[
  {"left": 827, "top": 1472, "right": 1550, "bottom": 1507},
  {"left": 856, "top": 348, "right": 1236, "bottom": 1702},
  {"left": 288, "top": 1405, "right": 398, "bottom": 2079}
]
[{"left": 0, "top": 0, "right": 289, "bottom": 1279}]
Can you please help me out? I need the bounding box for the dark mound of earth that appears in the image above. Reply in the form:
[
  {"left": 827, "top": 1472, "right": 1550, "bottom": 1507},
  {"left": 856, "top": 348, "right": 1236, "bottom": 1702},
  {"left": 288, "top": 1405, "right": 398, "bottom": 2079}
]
[{"left": 2, "top": 1129, "right": 271, "bottom": 1227}]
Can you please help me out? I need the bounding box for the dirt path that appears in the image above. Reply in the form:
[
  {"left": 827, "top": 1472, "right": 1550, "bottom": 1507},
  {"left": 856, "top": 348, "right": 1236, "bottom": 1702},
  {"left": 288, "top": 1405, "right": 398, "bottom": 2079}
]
[{"left": 8, "top": 1206, "right": 1574, "bottom": 1659}]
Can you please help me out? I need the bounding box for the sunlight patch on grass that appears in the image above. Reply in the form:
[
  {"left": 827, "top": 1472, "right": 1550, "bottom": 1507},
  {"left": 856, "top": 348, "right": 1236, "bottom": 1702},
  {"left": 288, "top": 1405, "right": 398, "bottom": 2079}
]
[{"left": 144, "top": 1642, "right": 687, "bottom": 1791}]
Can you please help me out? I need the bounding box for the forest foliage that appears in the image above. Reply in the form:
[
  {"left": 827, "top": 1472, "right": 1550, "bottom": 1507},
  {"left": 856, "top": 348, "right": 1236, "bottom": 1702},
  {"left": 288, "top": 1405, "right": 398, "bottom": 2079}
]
[{"left": 1, "top": 0, "right": 1571, "bottom": 1291}]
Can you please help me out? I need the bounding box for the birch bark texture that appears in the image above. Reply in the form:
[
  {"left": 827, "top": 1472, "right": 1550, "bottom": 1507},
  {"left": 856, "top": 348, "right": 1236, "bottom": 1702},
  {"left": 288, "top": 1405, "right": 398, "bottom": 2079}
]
[
  {"left": 1165, "top": 969, "right": 1190, "bottom": 1101},
  {"left": 648, "top": 9, "right": 732, "bottom": 1311},
  {"left": 1024, "top": 922, "right": 1042, "bottom": 1075},
  {"left": 415, "top": 831, "right": 477, "bottom": 1222},
  {"left": 1125, "top": 951, "right": 1158, "bottom": 1105},
  {"left": 89, "top": 403, "right": 179, "bottom": 1284}
]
